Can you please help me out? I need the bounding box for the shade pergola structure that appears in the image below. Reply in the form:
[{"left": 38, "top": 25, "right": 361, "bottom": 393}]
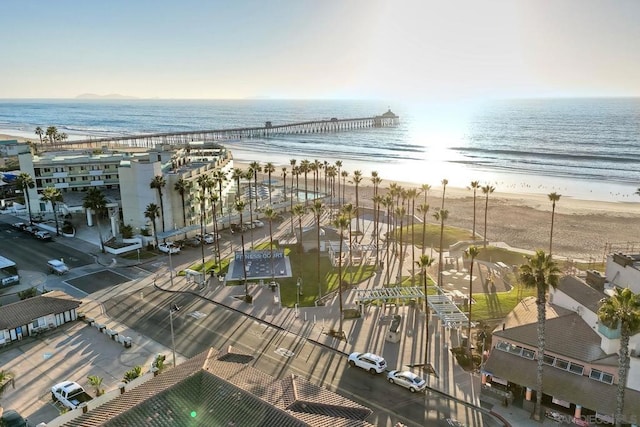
[{"left": 353, "top": 286, "right": 472, "bottom": 329}]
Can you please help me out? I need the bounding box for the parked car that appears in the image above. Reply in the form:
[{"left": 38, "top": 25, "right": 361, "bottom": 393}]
[
  {"left": 386, "top": 370, "right": 427, "bottom": 393},
  {"left": 1, "top": 409, "right": 28, "bottom": 427},
  {"left": 11, "top": 222, "right": 27, "bottom": 231},
  {"left": 47, "top": 259, "right": 69, "bottom": 275},
  {"left": 347, "top": 352, "right": 387, "bottom": 374},
  {"left": 243, "top": 222, "right": 256, "bottom": 230},
  {"left": 230, "top": 223, "right": 248, "bottom": 233},
  {"left": 252, "top": 219, "right": 264, "bottom": 228},
  {"left": 158, "top": 243, "right": 181, "bottom": 254},
  {"left": 51, "top": 381, "right": 93, "bottom": 410},
  {"left": 34, "top": 230, "right": 52, "bottom": 240},
  {"left": 182, "top": 238, "right": 201, "bottom": 248},
  {"left": 197, "top": 233, "right": 220, "bottom": 244}
]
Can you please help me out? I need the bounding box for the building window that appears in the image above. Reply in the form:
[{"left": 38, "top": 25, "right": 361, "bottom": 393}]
[
  {"left": 543, "top": 354, "right": 555, "bottom": 365},
  {"left": 590, "top": 369, "right": 614, "bottom": 384},
  {"left": 522, "top": 349, "right": 535, "bottom": 359},
  {"left": 555, "top": 358, "right": 569, "bottom": 370},
  {"left": 569, "top": 363, "right": 584, "bottom": 375},
  {"left": 32, "top": 320, "right": 39, "bottom": 328}
]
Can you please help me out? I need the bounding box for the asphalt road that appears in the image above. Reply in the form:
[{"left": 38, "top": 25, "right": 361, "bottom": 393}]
[{"left": 105, "top": 285, "right": 500, "bottom": 427}]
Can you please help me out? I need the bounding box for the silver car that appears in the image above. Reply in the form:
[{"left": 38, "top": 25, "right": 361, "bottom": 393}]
[{"left": 386, "top": 370, "right": 427, "bottom": 393}]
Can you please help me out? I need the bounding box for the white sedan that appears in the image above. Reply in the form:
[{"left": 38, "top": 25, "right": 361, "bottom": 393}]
[
  {"left": 386, "top": 370, "right": 427, "bottom": 393},
  {"left": 158, "top": 243, "right": 180, "bottom": 254}
]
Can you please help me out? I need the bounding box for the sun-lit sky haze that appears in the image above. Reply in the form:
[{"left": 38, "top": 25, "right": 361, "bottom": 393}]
[{"left": 2, "top": 0, "right": 639, "bottom": 100}]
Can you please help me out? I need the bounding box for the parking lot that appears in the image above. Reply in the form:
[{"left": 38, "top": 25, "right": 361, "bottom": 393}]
[{"left": 0, "top": 319, "right": 164, "bottom": 426}]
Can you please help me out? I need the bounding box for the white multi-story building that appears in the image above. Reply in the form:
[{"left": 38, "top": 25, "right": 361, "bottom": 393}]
[
  {"left": 482, "top": 253, "right": 640, "bottom": 425},
  {"left": 15, "top": 141, "right": 235, "bottom": 239}
]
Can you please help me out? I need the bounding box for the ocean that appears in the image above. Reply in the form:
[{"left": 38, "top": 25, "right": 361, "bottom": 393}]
[{"left": 1, "top": 98, "right": 639, "bottom": 202}]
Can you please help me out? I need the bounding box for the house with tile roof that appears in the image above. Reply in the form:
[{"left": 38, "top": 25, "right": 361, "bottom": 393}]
[
  {"left": 0, "top": 291, "right": 81, "bottom": 345},
  {"left": 481, "top": 252, "right": 640, "bottom": 425},
  {"left": 54, "top": 346, "right": 373, "bottom": 427}
]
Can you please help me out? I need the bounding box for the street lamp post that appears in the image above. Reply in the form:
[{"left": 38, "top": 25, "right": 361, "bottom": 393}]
[{"left": 169, "top": 304, "right": 180, "bottom": 367}]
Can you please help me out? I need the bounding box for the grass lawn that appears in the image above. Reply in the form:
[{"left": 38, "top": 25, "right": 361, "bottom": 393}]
[
  {"left": 474, "top": 246, "right": 531, "bottom": 266},
  {"left": 396, "top": 224, "right": 472, "bottom": 251},
  {"left": 470, "top": 286, "right": 536, "bottom": 322}
]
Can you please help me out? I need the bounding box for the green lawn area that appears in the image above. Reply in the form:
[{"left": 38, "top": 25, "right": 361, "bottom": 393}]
[
  {"left": 395, "top": 224, "right": 472, "bottom": 251},
  {"left": 470, "top": 286, "right": 536, "bottom": 322},
  {"left": 474, "top": 246, "right": 531, "bottom": 266}
]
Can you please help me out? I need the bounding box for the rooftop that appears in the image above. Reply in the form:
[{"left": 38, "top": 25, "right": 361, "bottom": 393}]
[{"left": 556, "top": 275, "right": 605, "bottom": 313}]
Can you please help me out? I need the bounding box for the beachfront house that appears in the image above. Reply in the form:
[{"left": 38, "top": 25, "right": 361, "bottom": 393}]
[{"left": 481, "top": 252, "right": 640, "bottom": 425}]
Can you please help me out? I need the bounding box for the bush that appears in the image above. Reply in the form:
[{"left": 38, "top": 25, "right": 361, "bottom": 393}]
[
  {"left": 141, "top": 228, "right": 151, "bottom": 236},
  {"left": 121, "top": 224, "right": 134, "bottom": 239}
]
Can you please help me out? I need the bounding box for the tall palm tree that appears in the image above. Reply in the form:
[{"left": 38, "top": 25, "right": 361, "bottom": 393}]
[
  {"left": 311, "top": 200, "right": 325, "bottom": 298},
  {"left": 395, "top": 205, "right": 407, "bottom": 283},
  {"left": 264, "top": 162, "right": 275, "bottom": 204},
  {"left": 341, "top": 203, "right": 355, "bottom": 265},
  {"left": 174, "top": 178, "right": 191, "bottom": 228},
  {"left": 208, "top": 189, "right": 221, "bottom": 266},
  {"left": 281, "top": 167, "right": 288, "bottom": 201},
  {"left": 196, "top": 175, "right": 209, "bottom": 233},
  {"left": 406, "top": 188, "right": 418, "bottom": 283},
  {"left": 41, "top": 187, "right": 63, "bottom": 236},
  {"left": 351, "top": 170, "right": 363, "bottom": 236},
  {"left": 150, "top": 175, "right": 167, "bottom": 232},
  {"left": 326, "top": 166, "right": 337, "bottom": 210},
  {"left": 433, "top": 209, "right": 449, "bottom": 286},
  {"left": 417, "top": 203, "right": 429, "bottom": 256},
  {"left": 335, "top": 160, "right": 343, "bottom": 204},
  {"left": 289, "top": 159, "right": 297, "bottom": 202},
  {"left": 213, "top": 170, "right": 226, "bottom": 216},
  {"left": 519, "top": 250, "right": 561, "bottom": 422},
  {"left": 372, "top": 194, "right": 383, "bottom": 265},
  {"left": 597, "top": 287, "right": 640, "bottom": 427},
  {"left": 263, "top": 206, "right": 278, "bottom": 280},
  {"left": 381, "top": 195, "right": 392, "bottom": 283},
  {"left": 340, "top": 170, "right": 348, "bottom": 206},
  {"left": 292, "top": 204, "right": 306, "bottom": 254},
  {"left": 416, "top": 255, "right": 435, "bottom": 365},
  {"left": 46, "top": 126, "right": 58, "bottom": 144},
  {"left": 421, "top": 184, "right": 431, "bottom": 206},
  {"left": 300, "top": 160, "right": 310, "bottom": 206},
  {"left": 16, "top": 172, "right": 35, "bottom": 223},
  {"left": 232, "top": 168, "right": 244, "bottom": 200},
  {"left": 333, "top": 214, "right": 350, "bottom": 336},
  {"left": 481, "top": 184, "right": 495, "bottom": 248},
  {"left": 244, "top": 169, "right": 256, "bottom": 249},
  {"left": 234, "top": 199, "right": 250, "bottom": 300},
  {"left": 469, "top": 181, "right": 480, "bottom": 240},
  {"left": 249, "top": 161, "right": 261, "bottom": 206},
  {"left": 144, "top": 203, "right": 161, "bottom": 249},
  {"left": 464, "top": 246, "right": 480, "bottom": 354},
  {"left": 34, "top": 126, "right": 44, "bottom": 146},
  {"left": 440, "top": 179, "right": 448, "bottom": 210},
  {"left": 83, "top": 188, "right": 108, "bottom": 253},
  {"left": 548, "top": 192, "right": 561, "bottom": 255}
]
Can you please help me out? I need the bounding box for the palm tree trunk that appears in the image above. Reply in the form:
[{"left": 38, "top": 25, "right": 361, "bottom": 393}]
[
  {"left": 467, "top": 259, "right": 474, "bottom": 354},
  {"left": 549, "top": 205, "right": 556, "bottom": 255},
  {"left": 338, "top": 236, "right": 344, "bottom": 334},
  {"left": 423, "top": 269, "right": 430, "bottom": 366},
  {"left": 535, "top": 287, "right": 546, "bottom": 421},
  {"left": 615, "top": 331, "right": 630, "bottom": 427},
  {"left": 52, "top": 202, "right": 60, "bottom": 236}
]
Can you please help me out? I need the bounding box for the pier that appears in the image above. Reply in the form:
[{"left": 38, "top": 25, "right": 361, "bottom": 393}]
[{"left": 54, "top": 110, "right": 399, "bottom": 150}]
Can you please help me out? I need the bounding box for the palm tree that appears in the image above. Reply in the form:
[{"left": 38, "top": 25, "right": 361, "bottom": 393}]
[
  {"left": 87, "top": 375, "right": 104, "bottom": 397},
  {"left": 281, "top": 167, "right": 288, "bottom": 201},
  {"left": 232, "top": 168, "right": 244, "bottom": 200},
  {"left": 249, "top": 161, "right": 261, "bottom": 206},
  {"left": 263, "top": 206, "right": 278, "bottom": 280},
  {"left": 150, "top": 175, "right": 167, "bottom": 232},
  {"left": 597, "top": 287, "right": 640, "bottom": 427},
  {"left": 421, "top": 184, "right": 431, "bottom": 206},
  {"left": 16, "top": 172, "right": 35, "bottom": 223},
  {"left": 208, "top": 190, "right": 221, "bottom": 265},
  {"left": 481, "top": 184, "right": 495, "bottom": 248},
  {"left": 300, "top": 160, "right": 310, "bottom": 206},
  {"left": 83, "top": 188, "right": 108, "bottom": 253},
  {"left": 395, "top": 205, "right": 407, "bottom": 282},
  {"left": 289, "top": 159, "right": 297, "bottom": 202},
  {"left": 341, "top": 170, "right": 348, "bottom": 205},
  {"left": 35, "top": 126, "right": 44, "bottom": 145},
  {"left": 417, "top": 203, "right": 429, "bottom": 255},
  {"left": 519, "top": 250, "right": 561, "bottom": 422},
  {"left": 264, "top": 162, "right": 275, "bottom": 204},
  {"left": 0, "top": 369, "right": 16, "bottom": 402},
  {"left": 144, "top": 203, "right": 161, "bottom": 249},
  {"left": 381, "top": 195, "right": 392, "bottom": 283},
  {"left": 213, "top": 170, "right": 226, "bottom": 216},
  {"left": 335, "top": 161, "right": 343, "bottom": 204},
  {"left": 41, "top": 187, "right": 63, "bottom": 236},
  {"left": 244, "top": 169, "right": 255, "bottom": 249},
  {"left": 440, "top": 179, "right": 448, "bottom": 210},
  {"left": 548, "top": 192, "right": 561, "bottom": 255},
  {"left": 292, "top": 204, "right": 306, "bottom": 253},
  {"left": 311, "top": 200, "right": 325, "bottom": 298},
  {"left": 341, "top": 203, "right": 355, "bottom": 265},
  {"left": 46, "top": 126, "right": 58, "bottom": 144},
  {"left": 464, "top": 246, "right": 480, "bottom": 355},
  {"left": 333, "top": 214, "right": 350, "bottom": 337},
  {"left": 372, "top": 194, "right": 383, "bottom": 265},
  {"left": 406, "top": 188, "right": 418, "bottom": 282},
  {"left": 433, "top": 209, "right": 449, "bottom": 286},
  {"left": 469, "top": 181, "right": 480, "bottom": 240},
  {"left": 351, "top": 170, "right": 363, "bottom": 236},
  {"left": 234, "top": 200, "right": 250, "bottom": 301},
  {"left": 416, "top": 255, "right": 435, "bottom": 365},
  {"left": 196, "top": 175, "right": 209, "bottom": 234},
  {"left": 174, "top": 178, "right": 191, "bottom": 229}
]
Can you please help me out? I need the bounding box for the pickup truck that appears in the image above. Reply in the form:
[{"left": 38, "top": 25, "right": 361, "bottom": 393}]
[{"left": 51, "top": 381, "right": 93, "bottom": 409}]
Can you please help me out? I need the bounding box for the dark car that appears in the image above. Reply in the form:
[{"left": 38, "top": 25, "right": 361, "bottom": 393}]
[
  {"left": 230, "top": 223, "right": 246, "bottom": 233},
  {"left": 1, "top": 409, "right": 28, "bottom": 427}
]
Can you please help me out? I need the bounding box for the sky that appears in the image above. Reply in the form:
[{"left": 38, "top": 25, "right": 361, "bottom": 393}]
[{"left": 1, "top": 0, "right": 639, "bottom": 100}]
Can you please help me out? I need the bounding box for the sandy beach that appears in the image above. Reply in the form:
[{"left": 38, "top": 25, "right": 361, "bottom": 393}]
[
  {"left": 235, "top": 161, "right": 640, "bottom": 263},
  {"left": 3, "top": 131, "right": 638, "bottom": 262}
]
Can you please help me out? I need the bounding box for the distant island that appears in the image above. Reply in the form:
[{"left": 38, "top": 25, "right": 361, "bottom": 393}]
[{"left": 75, "top": 93, "right": 139, "bottom": 100}]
